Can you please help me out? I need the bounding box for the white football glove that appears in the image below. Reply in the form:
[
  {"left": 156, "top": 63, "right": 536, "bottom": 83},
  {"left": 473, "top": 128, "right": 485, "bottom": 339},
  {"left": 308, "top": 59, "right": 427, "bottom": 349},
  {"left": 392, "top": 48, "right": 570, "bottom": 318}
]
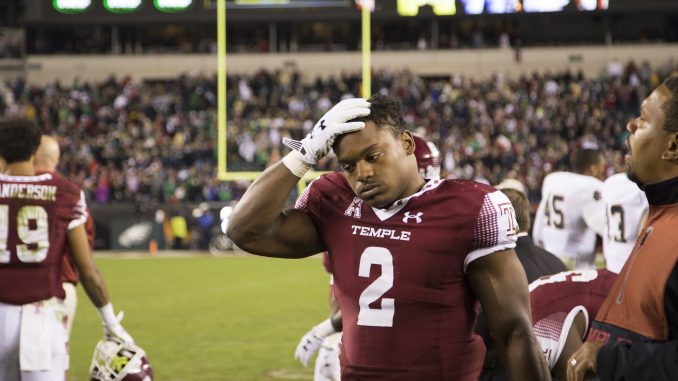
[
  {"left": 97, "top": 304, "right": 135, "bottom": 347},
  {"left": 283, "top": 98, "right": 371, "bottom": 165},
  {"left": 294, "top": 318, "right": 337, "bottom": 367},
  {"left": 314, "top": 332, "right": 342, "bottom": 381}
]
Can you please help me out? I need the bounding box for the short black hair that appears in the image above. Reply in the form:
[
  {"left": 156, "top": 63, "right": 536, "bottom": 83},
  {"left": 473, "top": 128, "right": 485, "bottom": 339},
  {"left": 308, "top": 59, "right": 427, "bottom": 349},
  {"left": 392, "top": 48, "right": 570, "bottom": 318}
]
[
  {"left": 662, "top": 75, "right": 678, "bottom": 133},
  {"left": 501, "top": 189, "right": 530, "bottom": 233},
  {"left": 358, "top": 94, "right": 407, "bottom": 135},
  {"left": 572, "top": 148, "right": 602, "bottom": 174},
  {"left": 333, "top": 94, "right": 408, "bottom": 153},
  {"left": 0, "top": 117, "right": 42, "bottom": 164}
]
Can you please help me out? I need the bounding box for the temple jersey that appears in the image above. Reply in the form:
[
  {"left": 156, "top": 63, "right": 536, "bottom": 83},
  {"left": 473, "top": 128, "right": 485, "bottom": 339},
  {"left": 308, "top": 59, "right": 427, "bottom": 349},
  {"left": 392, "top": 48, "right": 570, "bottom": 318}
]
[
  {"left": 34, "top": 170, "right": 96, "bottom": 285},
  {"left": 528, "top": 269, "right": 617, "bottom": 368},
  {"left": 296, "top": 173, "right": 518, "bottom": 380},
  {"left": 0, "top": 173, "right": 87, "bottom": 305},
  {"left": 533, "top": 172, "right": 605, "bottom": 269},
  {"left": 601, "top": 173, "right": 649, "bottom": 274}
]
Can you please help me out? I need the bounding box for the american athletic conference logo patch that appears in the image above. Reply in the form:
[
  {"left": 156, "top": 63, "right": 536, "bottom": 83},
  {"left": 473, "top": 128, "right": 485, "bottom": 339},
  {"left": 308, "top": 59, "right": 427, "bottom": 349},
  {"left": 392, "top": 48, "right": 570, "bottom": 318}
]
[{"left": 345, "top": 197, "right": 363, "bottom": 219}]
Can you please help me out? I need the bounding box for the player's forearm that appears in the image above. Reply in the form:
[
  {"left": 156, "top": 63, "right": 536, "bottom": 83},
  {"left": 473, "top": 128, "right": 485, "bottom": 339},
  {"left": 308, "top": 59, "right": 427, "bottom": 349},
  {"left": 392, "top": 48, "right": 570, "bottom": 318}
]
[
  {"left": 228, "top": 160, "right": 302, "bottom": 245},
  {"left": 67, "top": 224, "right": 109, "bottom": 307},
  {"left": 502, "top": 324, "right": 550, "bottom": 380},
  {"left": 79, "top": 267, "right": 110, "bottom": 307}
]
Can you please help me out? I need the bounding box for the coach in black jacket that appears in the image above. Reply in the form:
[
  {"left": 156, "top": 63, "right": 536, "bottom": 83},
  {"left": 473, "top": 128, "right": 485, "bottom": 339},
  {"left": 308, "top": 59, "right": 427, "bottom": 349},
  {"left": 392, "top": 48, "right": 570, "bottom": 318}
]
[{"left": 567, "top": 76, "right": 678, "bottom": 381}]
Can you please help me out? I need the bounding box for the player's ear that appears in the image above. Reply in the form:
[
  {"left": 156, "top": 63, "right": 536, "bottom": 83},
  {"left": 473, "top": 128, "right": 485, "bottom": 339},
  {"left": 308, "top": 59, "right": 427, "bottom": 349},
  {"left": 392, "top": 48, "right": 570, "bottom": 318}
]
[
  {"left": 401, "top": 131, "right": 415, "bottom": 155},
  {"left": 660, "top": 132, "right": 678, "bottom": 164}
]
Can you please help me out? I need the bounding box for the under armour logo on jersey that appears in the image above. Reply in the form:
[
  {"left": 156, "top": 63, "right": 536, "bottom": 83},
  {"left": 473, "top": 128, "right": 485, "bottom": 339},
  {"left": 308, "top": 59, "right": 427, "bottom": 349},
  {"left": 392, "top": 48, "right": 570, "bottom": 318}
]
[
  {"left": 344, "top": 197, "right": 363, "bottom": 219},
  {"left": 402, "top": 211, "right": 423, "bottom": 224}
]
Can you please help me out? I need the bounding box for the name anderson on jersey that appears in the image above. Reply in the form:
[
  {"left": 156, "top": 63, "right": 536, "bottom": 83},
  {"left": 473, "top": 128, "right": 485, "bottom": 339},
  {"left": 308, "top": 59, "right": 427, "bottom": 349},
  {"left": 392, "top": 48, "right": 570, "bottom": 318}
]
[
  {"left": 351, "top": 224, "right": 411, "bottom": 241},
  {"left": 0, "top": 183, "right": 57, "bottom": 201}
]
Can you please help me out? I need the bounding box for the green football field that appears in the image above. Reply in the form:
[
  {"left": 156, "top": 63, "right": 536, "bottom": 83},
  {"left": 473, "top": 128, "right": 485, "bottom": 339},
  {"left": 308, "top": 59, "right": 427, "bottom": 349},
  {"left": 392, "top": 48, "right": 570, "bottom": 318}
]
[{"left": 68, "top": 254, "right": 330, "bottom": 381}]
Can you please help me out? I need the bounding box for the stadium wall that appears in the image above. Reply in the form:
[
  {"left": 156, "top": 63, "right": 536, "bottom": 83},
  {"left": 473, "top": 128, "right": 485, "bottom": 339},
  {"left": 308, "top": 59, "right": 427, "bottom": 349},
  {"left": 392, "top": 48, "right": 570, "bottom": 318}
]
[{"left": 21, "top": 43, "right": 678, "bottom": 84}]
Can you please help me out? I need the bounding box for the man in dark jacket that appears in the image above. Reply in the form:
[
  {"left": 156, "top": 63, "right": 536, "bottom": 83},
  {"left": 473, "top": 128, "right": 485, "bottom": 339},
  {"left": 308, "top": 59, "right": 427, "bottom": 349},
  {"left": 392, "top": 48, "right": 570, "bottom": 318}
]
[{"left": 568, "top": 75, "right": 678, "bottom": 381}]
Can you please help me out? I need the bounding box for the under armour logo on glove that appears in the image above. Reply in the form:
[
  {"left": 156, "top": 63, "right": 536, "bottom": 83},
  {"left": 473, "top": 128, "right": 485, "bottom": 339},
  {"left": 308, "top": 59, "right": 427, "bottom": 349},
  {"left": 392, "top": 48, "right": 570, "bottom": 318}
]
[
  {"left": 282, "top": 98, "right": 371, "bottom": 165},
  {"left": 403, "top": 211, "right": 423, "bottom": 224}
]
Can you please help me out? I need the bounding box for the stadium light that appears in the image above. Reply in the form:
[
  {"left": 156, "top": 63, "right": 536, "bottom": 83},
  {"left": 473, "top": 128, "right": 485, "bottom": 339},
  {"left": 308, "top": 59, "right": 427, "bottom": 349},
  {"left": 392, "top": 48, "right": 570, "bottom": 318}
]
[
  {"left": 53, "top": 0, "right": 91, "bottom": 13},
  {"left": 104, "top": 0, "right": 143, "bottom": 13},
  {"left": 154, "top": 0, "right": 193, "bottom": 12}
]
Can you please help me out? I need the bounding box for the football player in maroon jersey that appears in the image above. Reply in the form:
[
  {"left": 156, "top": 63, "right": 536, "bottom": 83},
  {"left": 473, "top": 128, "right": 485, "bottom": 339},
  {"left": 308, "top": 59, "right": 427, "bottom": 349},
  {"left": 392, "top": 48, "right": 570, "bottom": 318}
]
[
  {"left": 229, "top": 95, "right": 549, "bottom": 380},
  {"left": 0, "top": 118, "right": 134, "bottom": 381},
  {"left": 484, "top": 268, "right": 617, "bottom": 381},
  {"left": 294, "top": 135, "right": 442, "bottom": 380},
  {"left": 529, "top": 269, "right": 617, "bottom": 381},
  {"left": 33, "top": 135, "right": 97, "bottom": 374}
]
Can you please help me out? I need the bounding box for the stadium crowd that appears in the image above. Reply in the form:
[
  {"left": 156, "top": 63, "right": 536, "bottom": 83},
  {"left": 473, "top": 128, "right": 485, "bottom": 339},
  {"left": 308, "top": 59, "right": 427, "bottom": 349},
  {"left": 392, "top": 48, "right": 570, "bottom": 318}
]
[{"left": 0, "top": 59, "right": 675, "bottom": 209}]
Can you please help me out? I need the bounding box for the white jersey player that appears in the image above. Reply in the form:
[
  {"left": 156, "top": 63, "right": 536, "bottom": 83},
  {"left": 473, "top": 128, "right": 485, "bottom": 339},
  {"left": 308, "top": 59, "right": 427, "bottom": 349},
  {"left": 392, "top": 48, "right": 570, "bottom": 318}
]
[
  {"left": 601, "top": 173, "right": 649, "bottom": 273},
  {"left": 533, "top": 149, "right": 606, "bottom": 269}
]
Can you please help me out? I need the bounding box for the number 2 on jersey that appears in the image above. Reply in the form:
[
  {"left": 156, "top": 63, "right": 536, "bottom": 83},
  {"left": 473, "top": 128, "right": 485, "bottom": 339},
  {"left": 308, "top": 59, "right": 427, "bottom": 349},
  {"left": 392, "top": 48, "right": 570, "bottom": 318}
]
[
  {"left": 0, "top": 205, "right": 50, "bottom": 263},
  {"left": 358, "top": 246, "right": 395, "bottom": 327}
]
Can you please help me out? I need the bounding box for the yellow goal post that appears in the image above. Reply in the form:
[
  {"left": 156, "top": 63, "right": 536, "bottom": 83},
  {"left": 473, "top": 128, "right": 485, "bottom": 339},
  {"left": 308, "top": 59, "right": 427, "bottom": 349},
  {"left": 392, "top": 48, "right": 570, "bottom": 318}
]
[{"left": 215, "top": 0, "right": 372, "bottom": 194}]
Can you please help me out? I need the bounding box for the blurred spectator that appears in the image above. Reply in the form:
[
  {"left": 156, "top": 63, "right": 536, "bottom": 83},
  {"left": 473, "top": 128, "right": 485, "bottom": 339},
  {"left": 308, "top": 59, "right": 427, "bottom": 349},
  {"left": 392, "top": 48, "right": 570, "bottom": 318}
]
[
  {"left": 170, "top": 212, "right": 189, "bottom": 250},
  {"left": 607, "top": 58, "right": 624, "bottom": 78},
  {"left": 192, "top": 203, "right": 215, "bottom": 250}
]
